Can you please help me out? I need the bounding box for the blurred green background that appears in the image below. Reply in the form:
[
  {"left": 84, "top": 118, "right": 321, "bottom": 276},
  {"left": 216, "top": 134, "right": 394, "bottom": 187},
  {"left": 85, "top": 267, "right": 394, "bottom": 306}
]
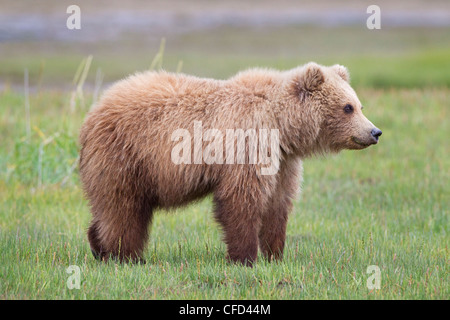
[{"left": 1, "top": 0, "right": 450, "bottom": 89}]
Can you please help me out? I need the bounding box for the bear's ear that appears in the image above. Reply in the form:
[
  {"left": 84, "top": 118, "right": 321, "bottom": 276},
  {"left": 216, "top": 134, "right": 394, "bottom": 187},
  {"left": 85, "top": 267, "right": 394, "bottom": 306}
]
[
  {"left": 331, "top": 64, "right": 350, "bottom": 82},
  {"left": 295, "top": 62, "right": 325, "bottom": 93}
]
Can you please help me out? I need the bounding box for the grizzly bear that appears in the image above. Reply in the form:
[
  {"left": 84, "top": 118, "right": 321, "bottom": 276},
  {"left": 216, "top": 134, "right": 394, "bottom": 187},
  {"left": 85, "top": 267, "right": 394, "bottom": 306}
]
[{"left": 79, "top": 62, "right": 381, "bottom": 266}]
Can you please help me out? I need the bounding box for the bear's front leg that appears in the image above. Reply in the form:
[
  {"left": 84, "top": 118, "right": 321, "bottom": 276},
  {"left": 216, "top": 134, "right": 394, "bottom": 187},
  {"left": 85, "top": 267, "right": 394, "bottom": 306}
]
[
  {"left": 213, "top": 192, "right": 263, "bottom": 267},
  {"left": 259, "top": 157, "right": 301, "bottom": 262},
  {"left": 258, "top": 195, "right": 292, "bottom": 262}
]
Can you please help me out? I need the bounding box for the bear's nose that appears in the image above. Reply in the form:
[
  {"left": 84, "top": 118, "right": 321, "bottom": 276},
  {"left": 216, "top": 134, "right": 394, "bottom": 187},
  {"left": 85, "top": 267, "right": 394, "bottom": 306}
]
[{"left": 371, "top": 128, "right": 382, "bottom": 141}]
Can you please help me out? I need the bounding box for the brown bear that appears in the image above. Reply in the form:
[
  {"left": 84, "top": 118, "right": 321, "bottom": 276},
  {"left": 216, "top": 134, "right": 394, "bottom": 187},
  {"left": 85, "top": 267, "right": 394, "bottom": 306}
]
[{"left": 79, "top": 62, "right": 381, "bottom": 266}]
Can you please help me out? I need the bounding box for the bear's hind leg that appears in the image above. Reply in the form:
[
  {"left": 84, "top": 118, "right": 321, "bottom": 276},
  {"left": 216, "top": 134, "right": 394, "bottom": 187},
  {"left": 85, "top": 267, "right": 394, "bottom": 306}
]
[
  {"left": 87, "top": 218, "right": 103, "bottom": 260},
  {"left": 88, "top": 198, "right": 153, "bottom": 264}
]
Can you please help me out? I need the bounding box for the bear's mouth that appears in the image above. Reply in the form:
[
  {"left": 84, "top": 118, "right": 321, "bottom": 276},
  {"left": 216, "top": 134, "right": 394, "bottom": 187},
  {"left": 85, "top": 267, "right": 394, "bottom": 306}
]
[{"left": 351, "top": 136, "right": 374, "bottom": 148}]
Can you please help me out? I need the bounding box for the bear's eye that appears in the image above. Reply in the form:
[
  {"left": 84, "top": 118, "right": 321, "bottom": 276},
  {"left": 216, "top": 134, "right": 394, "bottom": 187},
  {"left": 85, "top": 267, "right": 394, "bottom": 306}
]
[{"left": 344, "top": 104, "right": 354, "bottom": 114}]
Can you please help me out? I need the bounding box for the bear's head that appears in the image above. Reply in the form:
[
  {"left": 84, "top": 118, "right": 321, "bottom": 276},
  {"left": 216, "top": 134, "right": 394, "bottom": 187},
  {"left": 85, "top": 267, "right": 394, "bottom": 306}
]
[{"left": 288, "top": 62, "right": 382, "bottom": 154}]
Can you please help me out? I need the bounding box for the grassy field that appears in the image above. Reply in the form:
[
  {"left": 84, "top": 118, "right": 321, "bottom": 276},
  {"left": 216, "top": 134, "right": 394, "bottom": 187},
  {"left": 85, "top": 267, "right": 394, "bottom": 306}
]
[{"left": 1, "top": 23, "right": 449, "bottom": 300}]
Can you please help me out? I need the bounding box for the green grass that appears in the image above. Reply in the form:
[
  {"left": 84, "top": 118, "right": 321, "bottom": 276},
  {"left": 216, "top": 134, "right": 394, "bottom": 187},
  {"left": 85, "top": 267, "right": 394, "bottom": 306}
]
[{"left": 0, "top": 85, "right": 448, "bottom": 299}]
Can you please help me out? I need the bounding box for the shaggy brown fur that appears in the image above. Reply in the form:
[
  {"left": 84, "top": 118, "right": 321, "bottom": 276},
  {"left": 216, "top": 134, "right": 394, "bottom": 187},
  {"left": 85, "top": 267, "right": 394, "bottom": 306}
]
[{"left": 79, "top": 62, "right": 381, "bottom": 266}]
